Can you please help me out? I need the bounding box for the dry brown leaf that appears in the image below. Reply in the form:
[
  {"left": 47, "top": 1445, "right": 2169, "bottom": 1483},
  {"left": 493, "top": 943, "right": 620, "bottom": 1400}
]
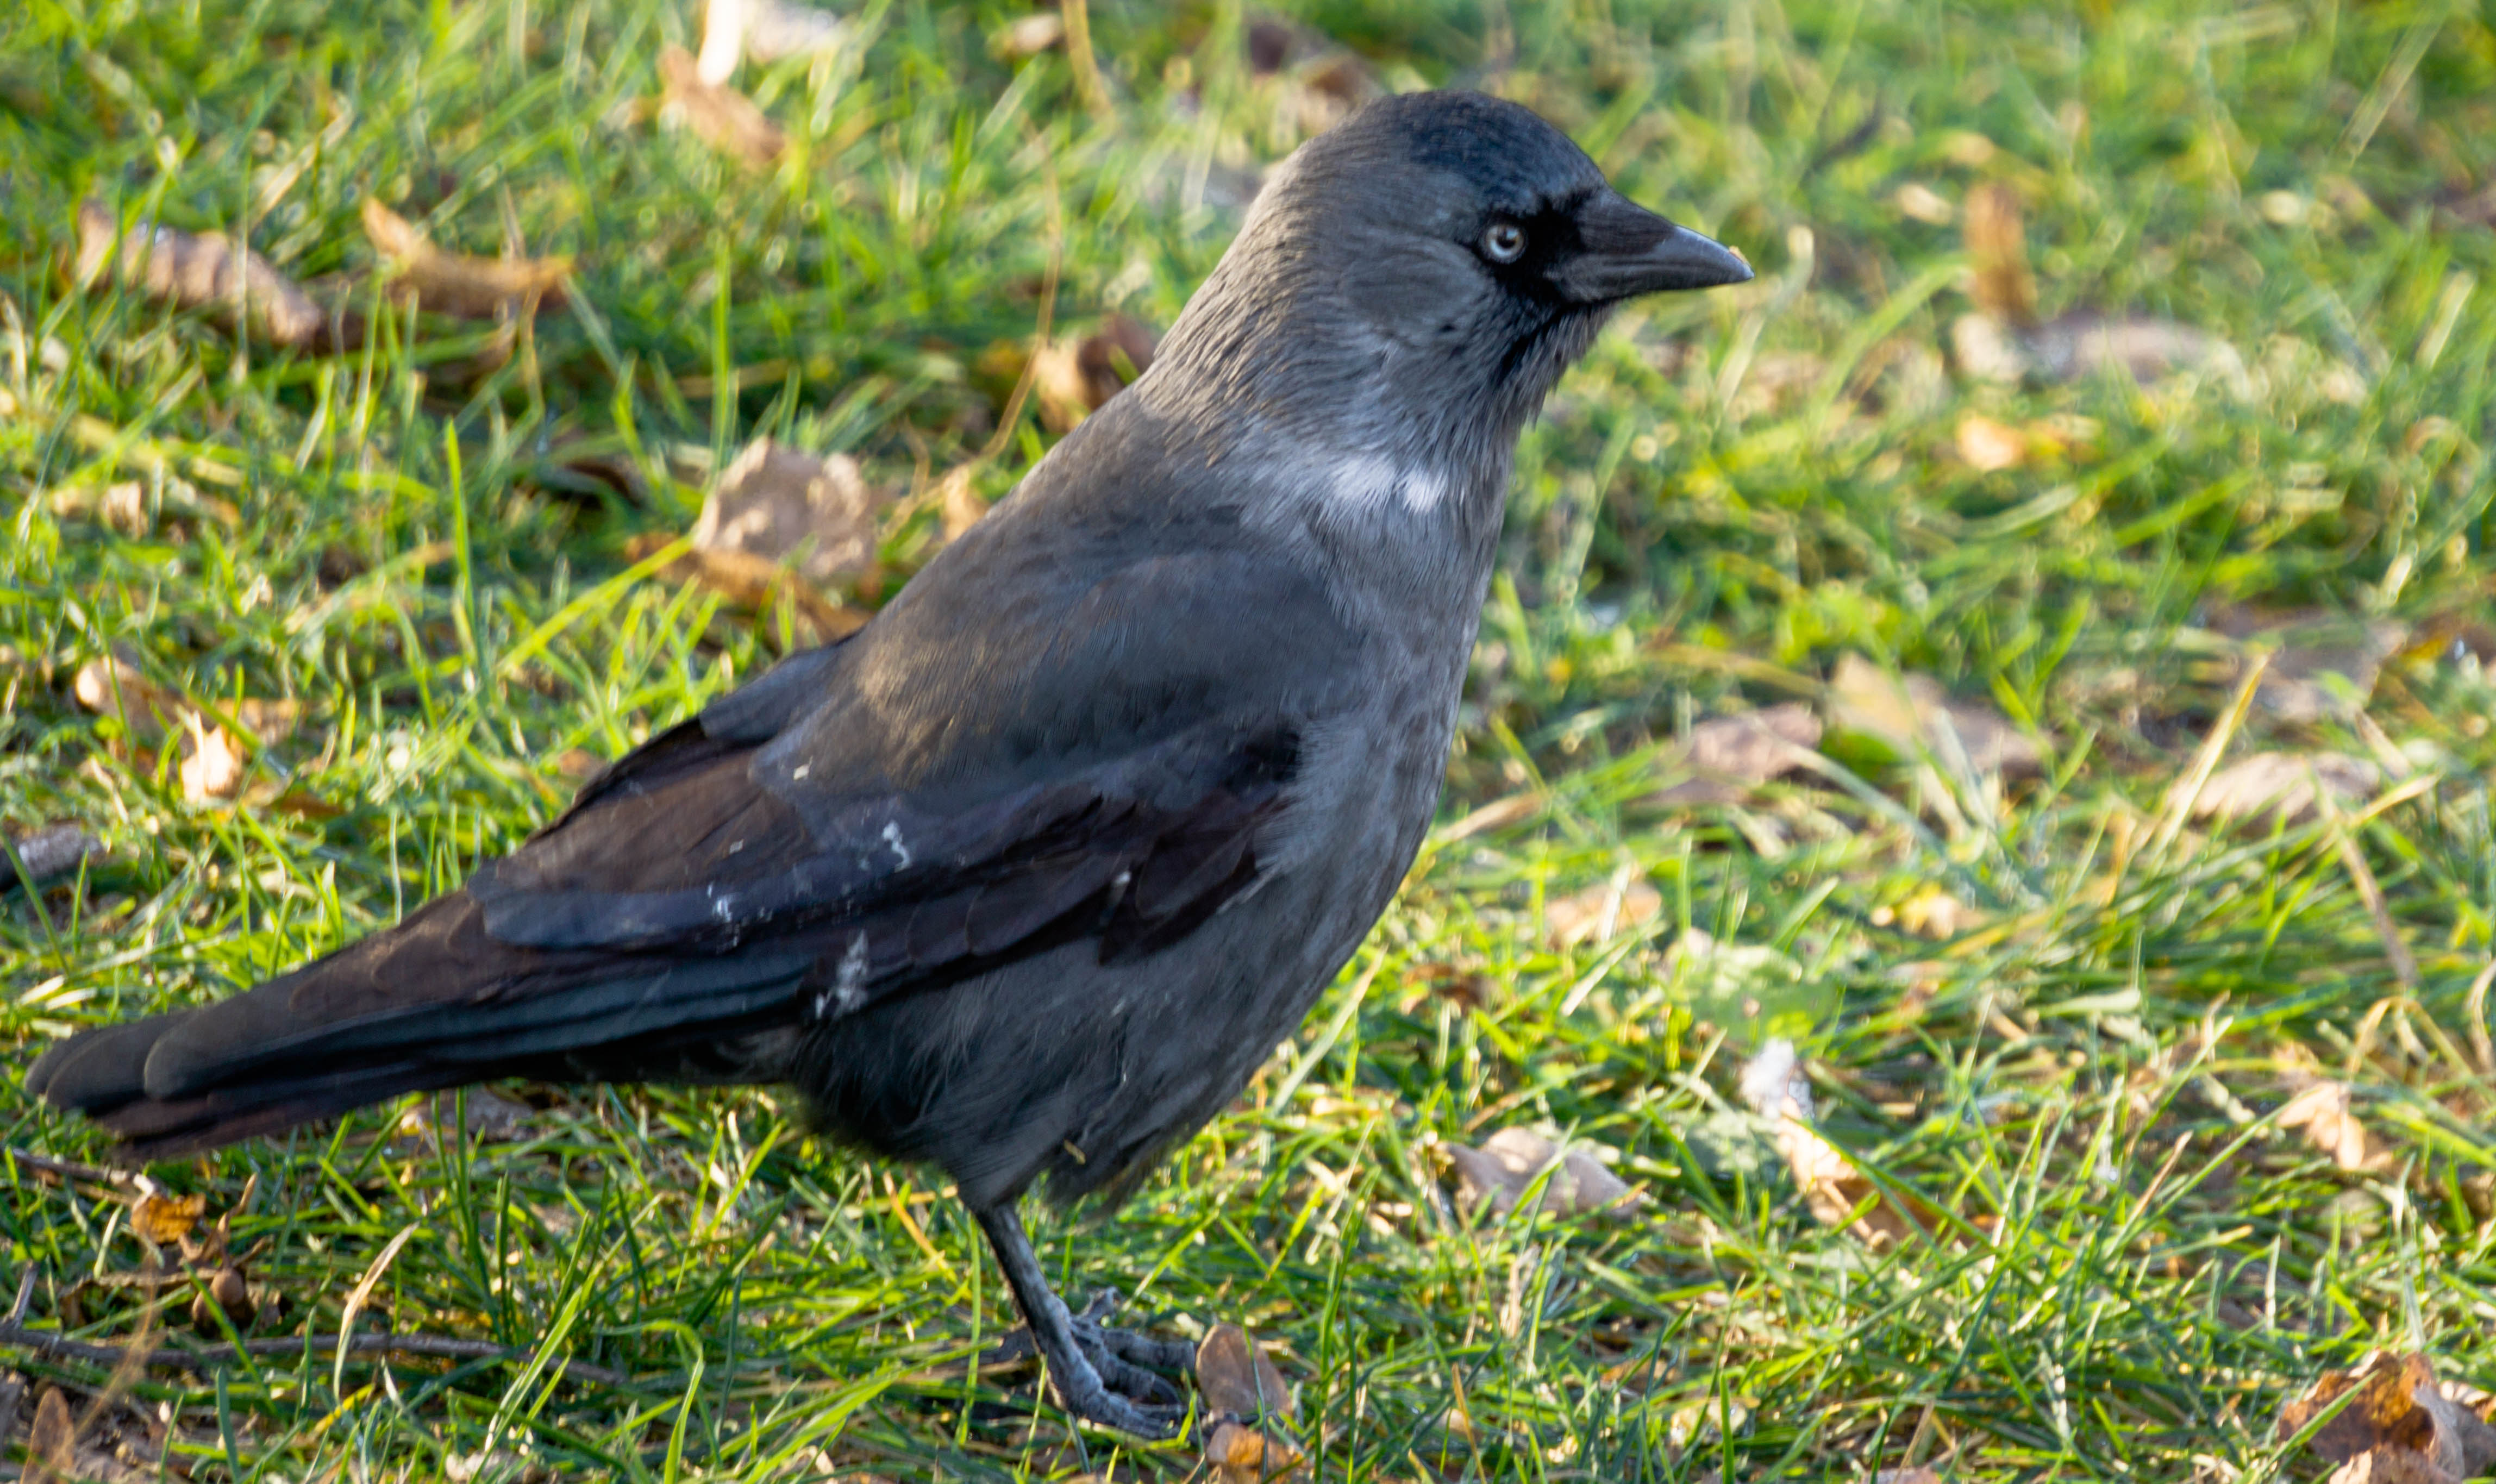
[
  {"left": 130, "top": 1189, "right": 206, "bottom": 1246},
  {"left": 2329, "top": 1450, "right": 2464, "bottom": 1484},
  {"left": 692, "top": 437, "right": 883, "bottom": 586},
  {"left": 1872, "top": 885, "right": 1987, "bottom": 940},
  {"left": 998, "top": 315, "right": 1160, "bottom": 435},
  {"left": 1955, "top": 413, "right": 2029, "bottom": 472},
  {"left": 1893, "top": 183, "right": 1955, "bottom": 225},
  {"left": 7, "top": 823, "right": 104, "bottom": 885},
  {"left": 26, "top": 1386, "right": 74, "bottom": 1484},
  {"left": 699, "top": 0, "right": 847, "bottom": 80},
  {"left": 992, "top": 12, "right": 1065, "bottom": 59},
  {"left": 2209, "top": 607, "right": 2407, "bottom": 725},
  {"left": 624, "top": 536, "right": 869, "bottom": 645},
  {"left": 1197, "top": 1324, "right": 1294, "bottom": 1422},
  {"left": 74, "top": 200, "right": 327, "bottom": 348},
  {"left": 1650, "top": 703, "right": 1823, "bottom": 806},
  {"left": 190, "top": 1263, "right": 256, "bottom": 1333},
  {"left": 554, "top": 748, "right": 606, "bottom": 784},
  {"left": 360, "top": 199, "right": 570, "bottom": 320},
  {"left": 1446, "top": 1127, "right": 1636, "bottom": 1219},
  {"left": 2278, "top": 1081, "right": 2388, "bottom": 1172},
  {"left": 2186, "top": 752, "right": 2378, "bottom": 826},
  {"left": 1962, "top": 182, "right": 2035, "bottom": 324},
  {"left": 233, "top": 697, "right": 302, "bottom": 746},
  {"left": 2278, "top": 1351, "right": 2496, "bottom": 1483},
  {"left": 1193, "top": 1325, "right": 1304, "bottom": 1480},
  {"left": 656, "top": 44, "right": 785, "bottom": 167},
  {"left": 1544, "top": 873, "right": 1662, "bottom": 948},
  {"left": 48, "top": 479, "right": 150, "bottom": 535},
  {"left": 1743, "top": 1040, "right": 1936, "bottom": 1249},
  {"left": 743, "top": 0, "right": 848, "bottom": 65},
  {"left": 179, "top": 712, "right": 249, "bottom": 804},
  {"left": 936, "top": 464, "right": 988, "bottom": 541},
  {"left": 1204, "top": 1419, "right": 1305, "bottom": 1483},
  {"left": 1827, "top": 653, "right": 2042, "bottom": 777},
  {"left": 73, "top": 653, "right": 184, "bottom": 744}
]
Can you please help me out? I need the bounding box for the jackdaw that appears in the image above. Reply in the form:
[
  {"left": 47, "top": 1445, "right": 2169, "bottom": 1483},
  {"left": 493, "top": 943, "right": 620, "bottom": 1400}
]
[{"left": 29, "top": 89, "right": 1750, "bottom": 1436}]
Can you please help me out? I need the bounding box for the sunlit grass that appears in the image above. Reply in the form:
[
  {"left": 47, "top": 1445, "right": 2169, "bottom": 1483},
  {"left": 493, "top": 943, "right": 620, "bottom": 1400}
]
[{"left": 4, "top": 0, "right": 2496, "bottom": 1478}]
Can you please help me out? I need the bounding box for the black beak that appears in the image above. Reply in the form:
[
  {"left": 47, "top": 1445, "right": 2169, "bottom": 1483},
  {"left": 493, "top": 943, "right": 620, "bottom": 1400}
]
[{"left": 1557, "top": 189, "right": 1753, "bottom": 302}]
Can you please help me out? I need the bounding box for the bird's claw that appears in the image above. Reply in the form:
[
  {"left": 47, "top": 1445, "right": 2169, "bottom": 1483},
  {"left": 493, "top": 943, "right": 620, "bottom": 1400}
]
[{"left": 983, "top": 1288, "right": 1194, "bottom": 1438}]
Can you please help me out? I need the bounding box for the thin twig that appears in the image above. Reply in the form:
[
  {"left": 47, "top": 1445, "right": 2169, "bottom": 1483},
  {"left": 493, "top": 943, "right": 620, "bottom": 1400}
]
[
  {"left": 5, "top": 1147, "right": 147, "bottom": 1193},
  {"left": 0, "top": 1320, "right": 633, "bottom": 1389}
]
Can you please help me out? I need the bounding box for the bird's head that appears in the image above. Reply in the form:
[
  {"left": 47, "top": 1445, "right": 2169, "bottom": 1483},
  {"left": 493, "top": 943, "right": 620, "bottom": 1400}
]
[{"left": 1147, "top": 90, "right": 1751, "bottom": 478}]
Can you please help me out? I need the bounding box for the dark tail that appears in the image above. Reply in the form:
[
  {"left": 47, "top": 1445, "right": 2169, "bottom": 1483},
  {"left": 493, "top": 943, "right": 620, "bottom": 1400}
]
[{"left": 26, "top": 890, "right": 809, "bottom": 1159}]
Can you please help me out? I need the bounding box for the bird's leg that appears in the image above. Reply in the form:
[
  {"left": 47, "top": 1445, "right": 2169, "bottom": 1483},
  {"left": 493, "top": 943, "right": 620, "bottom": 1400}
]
[{"left": 973, "top": 1203, "right": 1190, "bottom": 1438}]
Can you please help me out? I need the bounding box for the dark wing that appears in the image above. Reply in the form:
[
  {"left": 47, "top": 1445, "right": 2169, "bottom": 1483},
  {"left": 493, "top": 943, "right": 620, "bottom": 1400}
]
[{"left": 30, "top": 521, "right": 1356, "bottom": 1155}]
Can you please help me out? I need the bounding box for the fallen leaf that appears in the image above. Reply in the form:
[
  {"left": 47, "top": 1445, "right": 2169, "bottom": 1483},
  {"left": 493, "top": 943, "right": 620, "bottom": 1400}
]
[
  {"left": 1872, "top": 885, "right": 1987, "bottom": 940},
  {"left": 2278, "top": 1351, "right": 2496, "bottom": 1483},
  {"left": 691, "top": 437, "right": 883, "bottom": 586},
  {"left": 232, "top": 697, "right": 302, "bottom": 746},
  {"left": 1741, "top": 1040, "right": 1932, "bottom": 1248},
  {"left": 1544, "top": 871, "right": 1662, "bottom": 948},
  {"left": 2210, "top": 607, "right": 2407, "bottom": 724},
  {"left": 695, "top": 0, "right": 842, "bottom": 82},
  {"left": 553, "top": 748, "right": 606, "bottom": 784},
  {"left": 1649, "top": 703, "right": 1823, "bottom": 806},
  {"left": 1446, "top": 1127, "right": 1635, "bottom": 1219},
  {"left": 2185, "top": 752, "right": 2378, "bottom": 826},
  {"left": 5, "top": 824, "right": 104, "bottom": 886},
  {"left": 1893, "top": 183, "right": 1955, "bottom": 225},
  {"left": 1196, "top": 1324, "right": 1294, "bottom": 1422},
  {"left": 2278, "top": 1081, "right": 2386, "bottom": 1172},
  {"left": 47, "top": 479, "right": 149, "bottom": 534},
  {"left": 2329, "top": 1451, "right": 2463, "bottom": 1484},
  {"left": 742, "top": 0, "right": 847, "bottom": 65},
  {"left": 992, "top": 12, "right": 1064, "bottom": 59},
  {"left": 190, "top": 1263, "right": 255, "bottom": 1333},
  {"left": 1826, "top": 653, "right": 2042, "bottom": 777},
  {"left": 655, "top": 44, "right": 785, "bottom": 167},
  {"left": 26, "top": 1387, "right": 73, "bottom": 1484},
  {"left": 1402, "top": 960, "right": 1494, "bottom": 1013},
  {"left": 1240, "top": 18, "right": 1377, "bottom": 139},
  {"left": 624, "top": 535, "right": 869, "bottom": 645},
  {"left": 1962, "top": 182, "right": 2035, "bottom": 323},
  {"left": 74, "top": 200, "right": 328, "bottom": 348},
  {"left": 1204, "top": 1418, "right": 1306, "bottom": 1483},
  {"left": 130, "top": 1189, "right": 206, "bottom": 1245},
  {"left": 992, "top": 315, "right": 1160, "bottom": 435},
  {"left": 1955, "top": 413, "right": 2029, "bottom": 472},
  {"left": 178, "top": 712, "right": 249, "bottom": 804},
  {"left": 360, "top": 199, "right": 570, "bottom": 321},
  {"left": 73, "top": 653, "right": 184, "bottom": 744}
]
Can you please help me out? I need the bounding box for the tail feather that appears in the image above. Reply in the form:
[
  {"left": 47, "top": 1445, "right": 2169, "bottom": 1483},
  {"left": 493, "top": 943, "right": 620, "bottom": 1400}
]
[{"left": 29, "top": 888, "right": 811, "bottom": 1156}]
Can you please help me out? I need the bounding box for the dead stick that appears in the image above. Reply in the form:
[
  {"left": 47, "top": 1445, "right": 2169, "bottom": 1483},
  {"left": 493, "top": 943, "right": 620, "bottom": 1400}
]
[
  {"left": 5, "top": 1147, "right": 146, "bottom": 1191},
  {"left": 0, "top": 1321, "right": 632, "bottom": 1389}
]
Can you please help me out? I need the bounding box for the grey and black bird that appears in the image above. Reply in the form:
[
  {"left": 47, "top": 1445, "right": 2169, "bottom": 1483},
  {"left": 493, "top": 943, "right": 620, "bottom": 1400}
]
[{"left": 28, "top": 90, "right": 1749, "bottom": 1436}]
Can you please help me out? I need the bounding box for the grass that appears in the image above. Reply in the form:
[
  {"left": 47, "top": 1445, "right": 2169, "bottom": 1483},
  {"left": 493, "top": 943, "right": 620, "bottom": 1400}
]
[{"left": 4, "top": 0, "right": 2496, "bottom": 1478}]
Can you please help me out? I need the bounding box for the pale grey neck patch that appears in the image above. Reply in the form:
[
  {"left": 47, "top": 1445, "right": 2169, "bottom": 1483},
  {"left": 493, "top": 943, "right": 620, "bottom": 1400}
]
[{"left": 1324, "top": 451, "right": 1453, "bottom": 513}]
